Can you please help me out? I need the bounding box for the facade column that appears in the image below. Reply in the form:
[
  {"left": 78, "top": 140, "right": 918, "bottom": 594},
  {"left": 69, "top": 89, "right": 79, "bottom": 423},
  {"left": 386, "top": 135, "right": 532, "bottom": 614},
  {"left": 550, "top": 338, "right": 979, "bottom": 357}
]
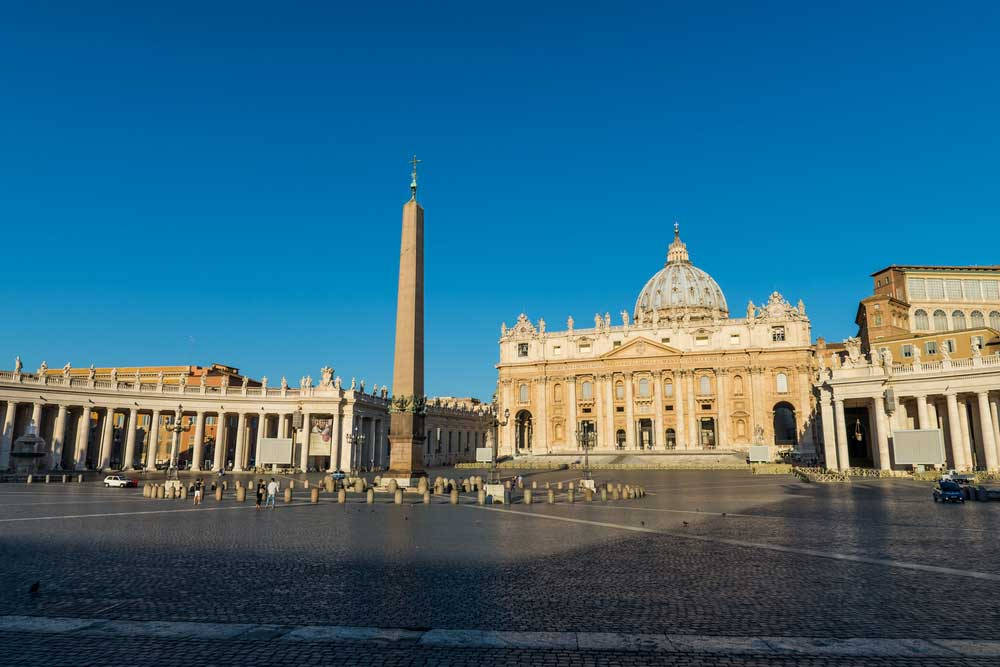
[
  {"left": 300, "top": 411, "right": 311, "bottom": 471},
  {"left": 991, "top": 396, "right": 1000, "bottom": 467},
  {"left": 30, "top": 402, "right": 43, "bottom": 439},
  {"left": 566, "top": 377, "right": 577, "bottom": 447},
  {"left": 328, "top": 414, "right": 340, "bottom": 472},
  {"left": 233, "top": 412, "right": 248, "bottom": 472},
  {"left": 213, "top": 413, "right": 227, "bottom": 471},
  {"left": 52, "top": 404, "right": 68, "bottom": 469},
  {"left": 873, "top": 395, "right": 891, "bottom": 471},
  {"left": 254, "top": 412, "right": 266, "bottom": 468},
  {"left": 686, "top": 372, "right": 698, "bottom": 449},
  {"left": 339, "top": 411, "right": 353, "bottom": 472},
  {"left": 975, "top": 392, "right": 998, "bottom": 471},
  {"left": 75, "top": 407, "right": 91, "bottom": 470},
  {"left": 957, "top": 398, "right": 974, "bottom": 469},
  {"left": 673, "top": 370, "right": 685, "bottom": 449},
  {"left": 915, "top": 395, "right": 930, "bottom": 430},
  {"left": 0, "top": 401, "right": 17, "bottom": 470},
  {"left": 599, "top": 375, "right": 611, "bottom": 450},
  {"left": 122, "top": 407, "right": 138, "bottom": 470},
  {"left": 819, "top": 389, "right": 838, "bottom": 470},
  {"left": 944, "top": 392, "right": 966, "bottom": 470},
  {"left": 145, "top": 410, "right": 161, "bottom": 470},
  {"left": 716, "top": 371, "right": 728, "bottom": 448},
  {"left": 652, "top": 371, "right": 663, "bottom": 449},
  {"left": 191, "top": 411, "right": 206, "bottom": 471},
  {"left": 623, "top": 372, "right": 634, "bottom": 449},
  {"left": 98, "top": 408, "right": 115, "bottom": 469},
  {"left": 833, "top": 398, "right": 849, "bottom": 471},
  {"left": 278, "top": 414, "right": 287, "bottom": 438}
]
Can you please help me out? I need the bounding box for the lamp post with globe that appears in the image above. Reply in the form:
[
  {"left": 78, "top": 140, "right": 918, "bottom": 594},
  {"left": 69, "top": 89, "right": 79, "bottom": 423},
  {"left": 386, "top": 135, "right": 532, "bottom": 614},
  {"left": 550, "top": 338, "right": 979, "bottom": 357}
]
[{"left": 163, "top": 404, "right": 192, "bottom": 481}]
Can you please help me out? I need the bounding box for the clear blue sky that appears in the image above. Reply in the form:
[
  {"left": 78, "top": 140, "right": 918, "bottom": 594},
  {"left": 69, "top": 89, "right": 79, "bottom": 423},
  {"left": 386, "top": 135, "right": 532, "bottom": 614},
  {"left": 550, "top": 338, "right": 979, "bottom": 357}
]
[{"left": 2, "top": 1, "right": 998, "bottom": 400}]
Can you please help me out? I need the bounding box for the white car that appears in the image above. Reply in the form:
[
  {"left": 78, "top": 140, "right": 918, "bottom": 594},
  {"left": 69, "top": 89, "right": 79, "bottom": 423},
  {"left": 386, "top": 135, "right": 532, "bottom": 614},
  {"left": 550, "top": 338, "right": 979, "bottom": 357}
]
[{"left": 104, "top": 475, "right": 135, "bottom": 488}]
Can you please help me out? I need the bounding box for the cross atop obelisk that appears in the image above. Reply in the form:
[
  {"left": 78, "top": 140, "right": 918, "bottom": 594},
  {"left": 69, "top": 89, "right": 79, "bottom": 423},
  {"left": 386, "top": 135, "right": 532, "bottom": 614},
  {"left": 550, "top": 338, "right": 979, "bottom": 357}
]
[{"left": 386, "top": 156, "right": 427, "bottom": 484}]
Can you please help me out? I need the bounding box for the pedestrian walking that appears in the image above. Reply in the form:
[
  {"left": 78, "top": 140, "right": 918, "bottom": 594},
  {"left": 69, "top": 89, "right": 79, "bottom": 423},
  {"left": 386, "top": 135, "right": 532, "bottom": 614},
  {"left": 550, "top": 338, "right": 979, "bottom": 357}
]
[
  {"left": 255, "top": 479, "right": 264, "bottom": 511},
  {"left": 266, "top": 478, "right": 278, "bottom": 509},
  {"left": 193, "top": 478, "right": 204, "bottom": 505}
]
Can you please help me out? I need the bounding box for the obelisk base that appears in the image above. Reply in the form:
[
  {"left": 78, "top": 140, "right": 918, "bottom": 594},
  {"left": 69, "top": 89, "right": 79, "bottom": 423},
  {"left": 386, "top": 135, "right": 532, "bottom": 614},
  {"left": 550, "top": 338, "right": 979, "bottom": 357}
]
[{"left": 386, "top": 412, "right": 427, "bottom": 486}]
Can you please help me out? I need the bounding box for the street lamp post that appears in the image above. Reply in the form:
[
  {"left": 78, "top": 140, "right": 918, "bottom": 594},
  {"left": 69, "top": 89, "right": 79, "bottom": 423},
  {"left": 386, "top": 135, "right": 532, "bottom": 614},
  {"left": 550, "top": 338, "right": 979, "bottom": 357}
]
[
  {"left": 348, "top": 426, "right": 366, "bottom": 475},
  {"left": 489, "top": 405, "right": 510, "bottom": 485},
  {"left": 575, "top": 426, "right": 596, "bottom": 481},
  {"left": 164, "top": 404, "right": 192, "bottom": 480}
]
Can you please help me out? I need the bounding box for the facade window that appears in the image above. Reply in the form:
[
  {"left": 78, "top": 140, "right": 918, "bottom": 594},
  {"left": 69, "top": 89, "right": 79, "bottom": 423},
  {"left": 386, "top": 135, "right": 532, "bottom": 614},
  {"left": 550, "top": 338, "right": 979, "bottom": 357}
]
[
  {"left": 952, "top": 310, "right": 967, "bottom": 330},
  {"left": 776, "top": 372, "right": 789, "bottom": 394},
  {"left": 925, "top": 341, "right": 938, "bottom": 355},
  {"left": 991, "top": 311, "right": 1000, "bottom": 329},
  {"left": 613, "top": 340, "right": 622, "bottom": 348},
  {"left": 695, "top": 335, "right": 709, "bottom": 346},
  {"left": 907, "top": 277, "right": 926, "bottom": 300},
  {"left": 730, "top": 334, "right": 740, "bottom": 345},
  {"left": 698, "top": 376, "right": 711, "bottom": 395},
  {"left": 638, "top": 378, "right": 650, "bottom": 398},
  {"left": 902, "top": 344, "right": 913, "bottom": 358},
  {"left": 553, "top": 383, "right": 562, "bottom": 403},
  {"left": 517, "top": 343, "right": 529, "bottom": 358},
  {"left": 701, "top": 403, "right": 712, "bottom": 411},
  {"left": 972, "top": 335, "right": 985, "bottom": 350},
  {"left": 944, "top": 339, "right": 956, "bottom": 353},
  {"left": 553, "top": 345, "right": 562, "bottom": 356},
  {"left": 615, "top": 381, "right": 624, "bottom": 400},
  {"left": 971, "top": 311, "right": 985, "bottom": 328},
  {"left": 733, "top": 375, "right": 744, "bottom": 395},
  {"left": 664, "top": 380, "right": 673, "bottom": 398},
  {"left": 914, "top": 309, "right": 929, "bottom": 330},
  {"left": 926, "top": 279, "right": 945, "bottom": 299},
  {"left": 581, "top": 381, "right": 593, "bottom": 400},
  {"left": 946, "top": 279, "right": 963, "bottom": 300},
  {"left": 579, "top": 343, "right": 591, "bottom": 354},
  {"left": 518, "top": 383, "right": 529, "bottom": 403},
  {"left": 933, "top": 309, "right": 948, "bottom": 330},
  {"left": 771, "top": 327, "right": 785, "bottom": 342},
  {"left": 737, "top": 419, "right": 747, "bottom": 437},
  {"left": 873, "top": 314, "right": 883, "bottom": 326},
  {"left": 660, "top": 337, "right": 670, "bottom": 344},
  {"left": 983, "top": 281, "right": 1000, "bottom": 300},
  {"left": 666, "top": 428, "right": 676, "bottom": 449},
  {"left": 964, "top": 280, "right": 982, "bottom": 301},
  {"left": 555, "top": 423, "right": 563, "bottom": 440}
]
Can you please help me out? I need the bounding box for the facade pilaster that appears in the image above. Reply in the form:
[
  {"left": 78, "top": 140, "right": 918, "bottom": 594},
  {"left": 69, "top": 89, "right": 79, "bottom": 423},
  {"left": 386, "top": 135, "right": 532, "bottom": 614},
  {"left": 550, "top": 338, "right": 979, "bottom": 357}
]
[
  {"left": 536, "top": 377, "right": 549, "bottom": 452},
  {"left": 673, "top": 370, "right": 684, "bottom": 448},
  {"left": 686, "top": 371, "right": 697, "bottom": 448},
  {"left": 191, "top": 411, "right": 206, "bottom": 471},
  {"left": 122, "top": 407, "right": 138, "bottom": 470},
  {"left": 975, "top": 392, "right": 998, "bottom": 471},
  {"left": 600, "top": 374, "right": 612, "bottom": 451},
  {"left": 566, "top": 377, "right": 577, "bottom": 446},
  {"left": 623, "top": 372, "right": 634, "bottom": 448},
  {"left": 716, "top": 370, "right": 728, "bottom": 447},
  {"left": 819, "top": 389, "right": 838, "bottom": 470},
  {"left": 52, "top": 404, "right": 67, "bottom": 469},
  {"left": 233, "top": 412, "right": 248, "bottom": 471},
  {"left": 652, "top": 371, "right": 663, "bottom": 449},
  {"left": 833, "top": 398, "right": 849, "bottom": 471}
]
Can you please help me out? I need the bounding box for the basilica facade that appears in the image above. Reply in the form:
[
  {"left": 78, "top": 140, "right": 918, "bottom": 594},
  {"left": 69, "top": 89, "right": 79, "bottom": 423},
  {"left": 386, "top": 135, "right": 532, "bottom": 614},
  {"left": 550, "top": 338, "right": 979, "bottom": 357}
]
[{"left": 496, "top": 226, "right": 817, "bottom": 457}]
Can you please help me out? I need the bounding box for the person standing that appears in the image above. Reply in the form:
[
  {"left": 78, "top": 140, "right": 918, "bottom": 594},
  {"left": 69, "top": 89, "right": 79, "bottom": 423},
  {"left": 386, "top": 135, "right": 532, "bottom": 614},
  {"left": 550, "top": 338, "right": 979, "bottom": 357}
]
[
  {"left": 265, "top": 478, "right": 278, "bottom": 509},
  {"left": 255, "top": 479, "right": 264, "bottom": 511},
  {"left": 193, "top": 478, "right": 204, "bottom": 506}
]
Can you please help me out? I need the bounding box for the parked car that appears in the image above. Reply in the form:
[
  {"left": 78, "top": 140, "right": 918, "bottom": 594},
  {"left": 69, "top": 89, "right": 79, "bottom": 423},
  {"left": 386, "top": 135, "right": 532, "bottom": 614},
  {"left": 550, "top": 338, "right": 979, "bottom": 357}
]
[
  {"left": 104, "top": 475, "right": 136, "bottom": 488},
  {"left": 330, "top": 470, "right": 347, "bottom": 481},
  {"left": 933, "top": 480, "right": 965, "bottom": 503}
]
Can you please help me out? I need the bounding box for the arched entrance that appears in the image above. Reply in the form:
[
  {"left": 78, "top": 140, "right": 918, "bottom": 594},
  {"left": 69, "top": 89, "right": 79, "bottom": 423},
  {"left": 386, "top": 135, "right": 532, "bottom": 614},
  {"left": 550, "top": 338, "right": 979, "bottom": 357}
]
[
  {"left": 515, "top": 410, "right": 532, "bottom": 451},
  {"left": 666, "top": 428, "right": 676, "bottom": 449},
  {"left": 773, "top": 402, "right": 797, "bottom": 445},
  {"left": 615, "top": 429, "right": 626, "bottom": 449}
]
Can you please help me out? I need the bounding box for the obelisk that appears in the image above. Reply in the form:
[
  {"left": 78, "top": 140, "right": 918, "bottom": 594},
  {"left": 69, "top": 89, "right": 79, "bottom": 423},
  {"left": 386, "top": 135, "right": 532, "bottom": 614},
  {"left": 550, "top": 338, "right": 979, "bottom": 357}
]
[{"left": 386, "top": 156, "right": 427, "bottom": 484}]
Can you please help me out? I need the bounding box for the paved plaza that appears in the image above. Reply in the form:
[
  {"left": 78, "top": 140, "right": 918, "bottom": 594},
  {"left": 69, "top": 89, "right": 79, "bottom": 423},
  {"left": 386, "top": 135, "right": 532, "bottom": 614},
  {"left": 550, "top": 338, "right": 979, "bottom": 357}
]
[{"left": 2, "top": 469, "right": 999, "bottom": 666}]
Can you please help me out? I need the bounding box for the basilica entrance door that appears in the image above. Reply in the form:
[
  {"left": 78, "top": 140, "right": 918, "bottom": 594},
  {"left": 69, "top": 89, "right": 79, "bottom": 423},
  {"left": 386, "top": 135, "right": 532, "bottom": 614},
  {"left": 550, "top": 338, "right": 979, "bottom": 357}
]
[
  {"left": 700, "top": 418, "right": 716, "bottom": 449},
  {"left": 638, "top": 419, "right": 653, "bottom": 449}
]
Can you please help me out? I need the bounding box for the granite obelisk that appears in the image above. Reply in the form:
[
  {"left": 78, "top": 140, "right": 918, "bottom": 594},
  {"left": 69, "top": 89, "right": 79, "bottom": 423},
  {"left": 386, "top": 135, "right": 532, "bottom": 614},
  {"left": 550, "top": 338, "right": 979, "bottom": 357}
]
[{"left": 386, "top": 156, "right": 427, "bottom": 484}]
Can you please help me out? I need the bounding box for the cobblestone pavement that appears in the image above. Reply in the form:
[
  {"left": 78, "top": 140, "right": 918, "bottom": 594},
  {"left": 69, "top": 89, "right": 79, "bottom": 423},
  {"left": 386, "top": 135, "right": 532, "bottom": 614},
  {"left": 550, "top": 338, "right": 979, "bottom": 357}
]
[{"left": 1, "top": 469, "right": 998, "bottom": 665}]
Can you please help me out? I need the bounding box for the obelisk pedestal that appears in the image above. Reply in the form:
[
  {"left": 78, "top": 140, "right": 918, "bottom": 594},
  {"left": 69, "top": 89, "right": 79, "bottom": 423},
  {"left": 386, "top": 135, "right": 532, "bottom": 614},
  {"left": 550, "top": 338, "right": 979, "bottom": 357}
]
[{"left": 385, "top": 161, "right": 427, "bottom": 486}]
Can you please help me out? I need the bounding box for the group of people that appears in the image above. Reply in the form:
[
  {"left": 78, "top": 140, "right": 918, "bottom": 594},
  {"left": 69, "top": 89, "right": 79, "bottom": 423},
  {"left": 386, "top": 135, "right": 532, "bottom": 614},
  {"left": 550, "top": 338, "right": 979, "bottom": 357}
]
[{"left": 255, "top": 478, "right": 279, "bottom": 510}]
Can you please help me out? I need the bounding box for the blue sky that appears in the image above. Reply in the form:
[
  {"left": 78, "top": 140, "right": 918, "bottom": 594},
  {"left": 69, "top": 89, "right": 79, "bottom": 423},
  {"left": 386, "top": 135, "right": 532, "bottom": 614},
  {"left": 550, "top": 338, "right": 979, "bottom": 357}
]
[{"left": 2, "top": 1, "right": 998, "bottom": 399}]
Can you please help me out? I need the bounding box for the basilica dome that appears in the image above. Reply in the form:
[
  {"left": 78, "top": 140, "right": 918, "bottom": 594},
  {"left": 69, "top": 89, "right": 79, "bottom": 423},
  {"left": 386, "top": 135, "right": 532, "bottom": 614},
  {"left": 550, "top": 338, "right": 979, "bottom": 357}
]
[{"left": 633, "top": 224, "right": 729, "bottom": 322}]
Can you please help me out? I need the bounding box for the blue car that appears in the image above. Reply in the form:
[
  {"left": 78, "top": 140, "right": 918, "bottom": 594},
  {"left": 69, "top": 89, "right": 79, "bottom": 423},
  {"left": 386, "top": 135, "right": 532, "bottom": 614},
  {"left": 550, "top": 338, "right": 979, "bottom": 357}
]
[{"left": 933, "top": 480, "right": 965, "bottom": 503}]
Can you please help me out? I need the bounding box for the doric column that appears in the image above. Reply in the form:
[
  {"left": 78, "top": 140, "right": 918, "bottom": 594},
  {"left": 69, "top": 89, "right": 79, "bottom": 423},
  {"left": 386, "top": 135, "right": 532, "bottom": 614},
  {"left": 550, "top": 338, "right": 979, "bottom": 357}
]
[
  {"left": 146, "top": 410, "right": 161, "bottom": 470},
  {"left": 30, "top": 402, "right": 43, "bottom": 440},
  {"left": 673, "top": 370, "right": 685, "bottom": 449},
  {"left": 652, "top": 371, "right": 663, "bottom": 449},
  {"left": 254, "top": 411, "right": 266, "bottom": 468},
  {"left": 976, "top": 392, "right": 998, "bottom": 471},
  {"left": 819, "top": 389, "right": 838, "bottom": 470},
  {"left": 122, "top": 407, "right": 138, "bottom": 470},
  {"left": 833, "top": 398, "right": 849, "bottom": 471},
  {"left": 915, "top": 395, "right": 930, "bottom": 430},
  {"left": 991, "top": 396, "right": 1000, "bottom": 466},
  {"left": 944, "top": 392, "right": 966, "bottom": 470},
  {"left": 623, "top": 372, "right": 634, "bottom": 448},
  {"left": 75, "top": 407, "right": 91, "bottom": 470},
  {"left": 52, "top": 404, "right": 68, "bottom": 469},
  {"left": 339, "top": 411, "right": 353, "bottom": 472},
  {"left": 957, "top": 398, "right": 974, "bottom": 469},
  {"left": 98, "top": 408, "right": 115, "bottom": 469},
  {"left": 328, "top": 414, "right": 340, "bottom": 472},
  {"left": 716, "top": 370, "right": 728, "bottom": 447},
  {"left": 873, "top": 396, "right": 891, "bottom": 471},
  {"left": 566, "top": 377, "right": 577, "bottom": 446},
  {"left": 300, "top": 411, "right": 311, "bottom": 471},
  {"left": 233, "top": 412, "right": 247, "bottom": 471},
  {"left": 191, "top": 411, "right": 206, "bottom": 471},
  {"left": 0, "top": 401, "right": 17, "bottom": 470},
  {"left": 686, "top": 372, "right": 698, "bottom": 449},
  {"left": 213, "top": 413, "right": 227, "bottom": 471}
]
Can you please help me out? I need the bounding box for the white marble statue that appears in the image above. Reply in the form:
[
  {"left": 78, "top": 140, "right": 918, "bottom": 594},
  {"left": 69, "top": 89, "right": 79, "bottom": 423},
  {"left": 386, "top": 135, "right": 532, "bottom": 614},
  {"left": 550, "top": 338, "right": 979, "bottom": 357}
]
[
  {"left": 320, "top": 365, "right": 334, "bottom": 387},
  {"left": 566, "top": 315, "right": 574, "bottom": 331},
  {"left": 14, "top": 356, "right": 22, "bottom": 374},
  {"left": 110, "top": 367, "right": 117, "bottom": 383},
  {"left": 538, "top": 317, "right": 546, "bottom": 334},
  {"left": 280, "top": 376, "right": 288, "bottom": 390},
  {"left": 38, "top": 361, "right": 48, "bottom": 376},
  {"left": 621, "top": 310, "right": 630, "bottom": 327},
  {"left": 62, "top": 362, "right": 71, "bottom": 377}
]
